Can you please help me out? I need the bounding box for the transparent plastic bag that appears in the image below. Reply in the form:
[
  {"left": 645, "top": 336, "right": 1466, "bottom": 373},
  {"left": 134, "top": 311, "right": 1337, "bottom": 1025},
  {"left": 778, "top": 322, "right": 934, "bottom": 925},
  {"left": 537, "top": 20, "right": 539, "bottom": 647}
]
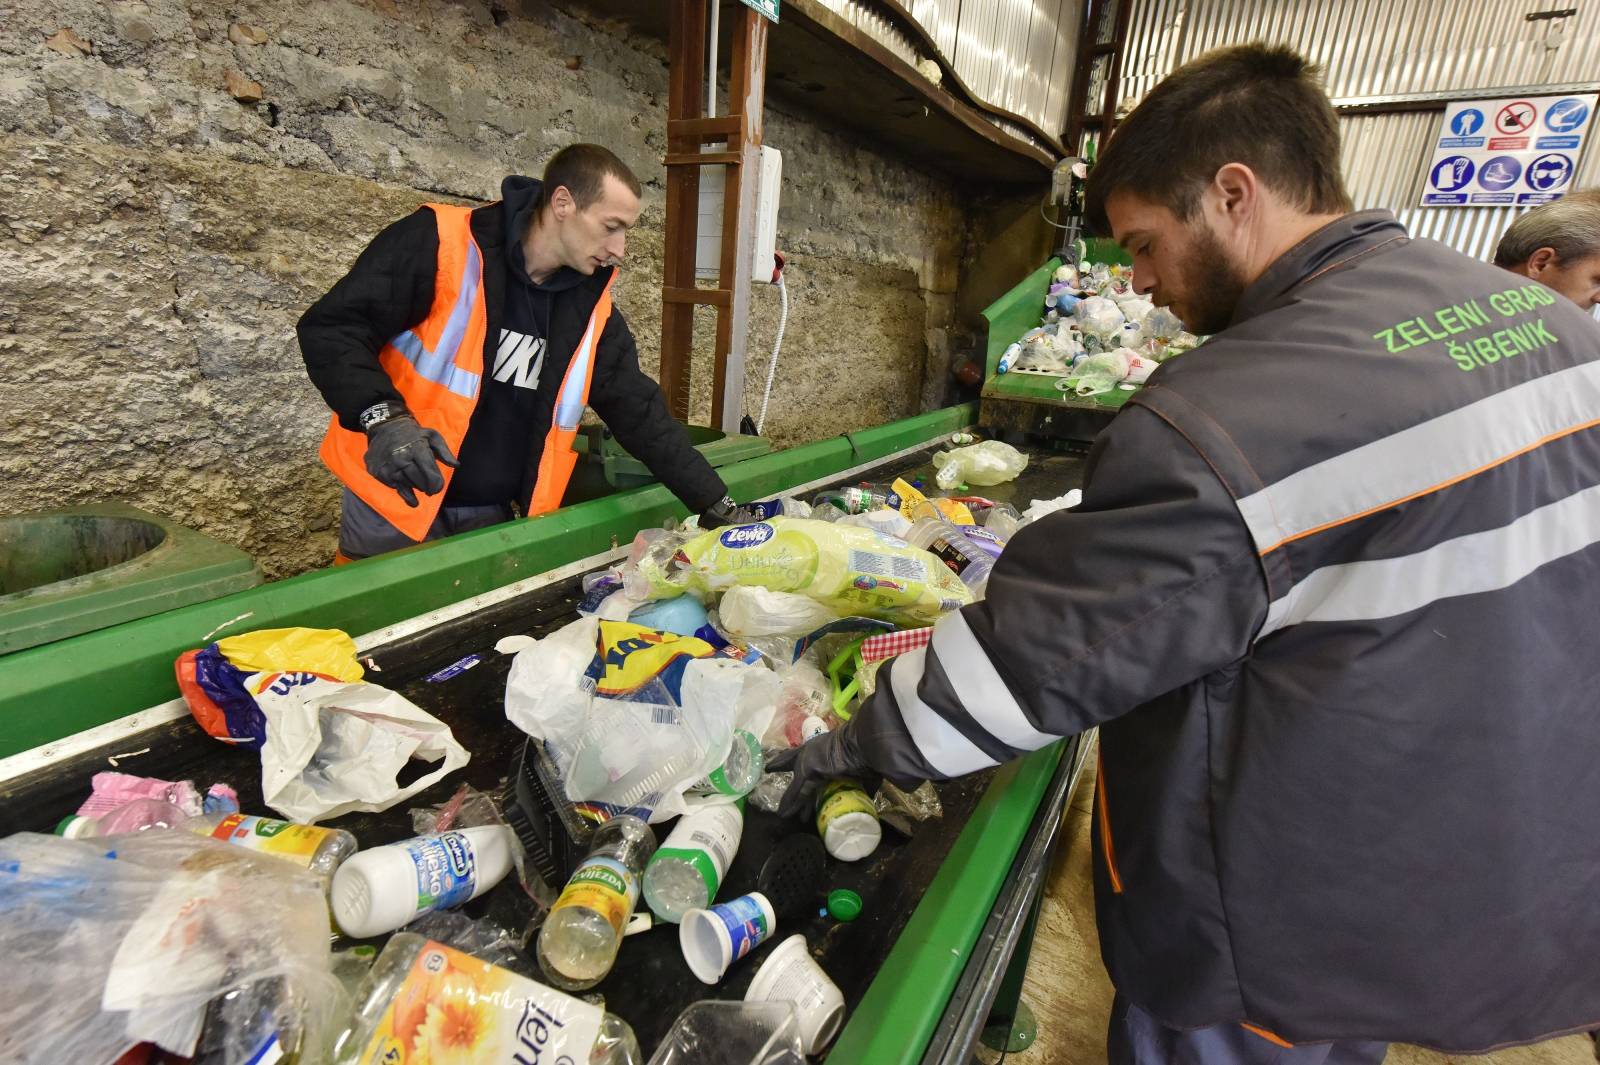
[
  {"left": 648, "top": 1000, "right": 804, "bottom": 1065},
  {"left": 931, "top": 440, "right": 1030, "bottom": 490},
  {"left": 0, "top": 831, "right": 344, "bottom": 1065},
  {"left": 719, "top": 585, "right": 842, "bottom": 639}
]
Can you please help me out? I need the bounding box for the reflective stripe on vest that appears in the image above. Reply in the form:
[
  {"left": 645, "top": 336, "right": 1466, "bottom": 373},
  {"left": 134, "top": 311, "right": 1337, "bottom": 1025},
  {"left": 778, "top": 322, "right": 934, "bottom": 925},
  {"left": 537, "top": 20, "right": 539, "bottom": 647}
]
[
  {"left": 388, "top": 239, "right": 485, "bottom": 400},
  {"left": 319, "top": 203, "right": 487, "bottom": 542},
  {"left": 527, "top": 271, "right": 617, "bottom": 516}
]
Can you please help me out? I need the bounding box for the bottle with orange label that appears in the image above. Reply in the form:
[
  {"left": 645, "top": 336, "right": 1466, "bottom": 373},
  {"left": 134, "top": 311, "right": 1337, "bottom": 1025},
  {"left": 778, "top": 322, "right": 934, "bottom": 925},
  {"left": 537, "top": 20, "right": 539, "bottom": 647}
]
[
  {"left": 57, "top": 799, "right": 357, "bottom": 893},
  {"left": 537, "top": 814, "right": 656, "bottom": 991}
]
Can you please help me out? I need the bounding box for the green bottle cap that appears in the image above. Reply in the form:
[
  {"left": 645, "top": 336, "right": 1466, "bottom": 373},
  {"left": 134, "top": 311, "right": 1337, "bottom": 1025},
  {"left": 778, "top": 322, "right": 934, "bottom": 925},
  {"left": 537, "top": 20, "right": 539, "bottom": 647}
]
[{"left": 827, "top": 888, "right": 863, "bottom": 922}]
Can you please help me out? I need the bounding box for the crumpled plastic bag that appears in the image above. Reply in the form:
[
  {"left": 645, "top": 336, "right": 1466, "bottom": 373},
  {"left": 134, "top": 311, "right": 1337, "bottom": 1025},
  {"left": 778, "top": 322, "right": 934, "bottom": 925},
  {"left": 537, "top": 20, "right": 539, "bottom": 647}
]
[
  {"left": 1022, "top": 489, "right": 1084, "bottom": 525},
  {"left": 177, "top": 627, "right": 365, "bottom": 749},
  {"left": 503, "top": 618, "right": 753, "bottom": 822},
  {"left": 669, "top": 518, "right": 973, "bottom": 626},
  {"left": 931, "top": 440, "right": 1029, "bottom": 489},
  {"left": 1143, "top": 305, "right": 1185, "bottom": 343},
  {"left": 0, "top": 831, "right": 344, "bottom": 1064},
  {"left": 719, "top": 585, "right": 842, "bottom": 638},
  {"left": 1074, "top": 295, "right": 1125, "bottom": 343},
  {"left": 246, "top": 673, "right": 470, "bottom": 823},
  {"left": 1069, "top": 350, "right": 1134, "bottom": 397}
]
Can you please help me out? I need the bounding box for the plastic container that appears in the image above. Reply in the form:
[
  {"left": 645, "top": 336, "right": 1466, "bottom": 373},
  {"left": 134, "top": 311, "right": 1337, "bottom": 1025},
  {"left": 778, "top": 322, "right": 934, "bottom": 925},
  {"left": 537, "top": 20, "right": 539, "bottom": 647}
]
[
  {"left": 982, "top": 503, "right": 1023, "bottom": 542},
  {"left": 331, "top": 932, "right": 642, "bottom": 1065},
  {"left": 679, "top": 891, "right": 778, "bottom": 985},
  {"left": 745, "top": 934, "right": 847, "bottom": 1055},
  {"left": 646, "top": 1000, "right": 803, "bottom": 1065},
  {"left": 538, "top": 814, "right": 657, "bottom": 991},
  {"left": 903, "top": 517, "right": 994, "bottom": 592},
  {"left": 644, "top": 802, "right": 744, "bottom": 923},
  {"left": 686, "top": 729, "right": 764, "bottom": 798},
  {"left": 816, "top": 780, "right": 881, "bottom": 862},
  {"left": 331, "top": 826, "right": 513, "bottom": 938},
  {"left": 59, "top": 802, "right": 358, "bottom": 893}
]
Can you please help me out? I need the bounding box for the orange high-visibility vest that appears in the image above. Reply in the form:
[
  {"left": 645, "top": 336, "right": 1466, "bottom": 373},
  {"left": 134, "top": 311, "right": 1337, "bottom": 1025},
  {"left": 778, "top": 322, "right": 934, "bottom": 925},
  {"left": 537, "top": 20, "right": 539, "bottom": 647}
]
[{"left": 320, "top": 203, "right": 615, "bottom": 540}]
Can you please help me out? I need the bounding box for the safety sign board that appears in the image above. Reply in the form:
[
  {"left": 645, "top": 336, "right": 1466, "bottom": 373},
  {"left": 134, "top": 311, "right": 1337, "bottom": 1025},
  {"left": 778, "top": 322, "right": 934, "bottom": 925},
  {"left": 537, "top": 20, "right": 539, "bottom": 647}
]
[{"left": 1422, "top": 94, "right": 1595, "bottom": 207}]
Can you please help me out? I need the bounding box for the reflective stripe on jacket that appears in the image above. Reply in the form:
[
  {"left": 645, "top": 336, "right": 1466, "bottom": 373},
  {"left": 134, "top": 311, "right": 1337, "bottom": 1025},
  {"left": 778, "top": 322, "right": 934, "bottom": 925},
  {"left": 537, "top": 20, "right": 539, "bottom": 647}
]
[{"left": 846, "top": 211, "right": 1600, "bottom": 1050}]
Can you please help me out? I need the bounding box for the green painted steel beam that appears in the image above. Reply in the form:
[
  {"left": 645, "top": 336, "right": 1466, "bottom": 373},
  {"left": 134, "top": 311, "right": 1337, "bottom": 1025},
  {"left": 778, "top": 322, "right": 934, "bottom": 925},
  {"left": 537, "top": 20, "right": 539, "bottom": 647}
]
[
  {"left": 0, "top": 405, "right": 975, "bottom": 760},
  {"left": 827, "top": 740, "right": 1068, "bottom": 1064}
]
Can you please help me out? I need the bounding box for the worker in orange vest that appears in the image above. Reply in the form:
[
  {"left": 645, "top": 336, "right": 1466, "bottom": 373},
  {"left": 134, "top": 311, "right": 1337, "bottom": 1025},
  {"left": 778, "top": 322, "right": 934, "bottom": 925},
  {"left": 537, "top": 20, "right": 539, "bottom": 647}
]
[{"left": 299, "top": 144, "right": 754, "bottom": 562}]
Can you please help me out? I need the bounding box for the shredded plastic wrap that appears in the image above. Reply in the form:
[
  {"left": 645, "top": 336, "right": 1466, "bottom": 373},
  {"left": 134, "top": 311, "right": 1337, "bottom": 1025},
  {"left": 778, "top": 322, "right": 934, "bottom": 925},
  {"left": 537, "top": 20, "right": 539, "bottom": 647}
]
[{"left": 0, "top": 831, "right": 344, "bottom": 1065}]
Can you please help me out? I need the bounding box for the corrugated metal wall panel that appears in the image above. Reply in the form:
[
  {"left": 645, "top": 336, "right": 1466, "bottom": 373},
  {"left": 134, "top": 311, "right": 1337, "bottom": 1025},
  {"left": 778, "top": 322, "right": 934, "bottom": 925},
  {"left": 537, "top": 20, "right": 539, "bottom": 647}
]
[
  {"left": 1044, "top": 0, "right": 1085, "bottom": 145},
  {"left": 1122, "top": 0, "right": 1600, "bottom": 105},
  {"left": 1119, "top": 0, "right": 1600, "bottom": 260},
  {"left": 1343, "top": 109, "right": 1600, "bottom": 262}
]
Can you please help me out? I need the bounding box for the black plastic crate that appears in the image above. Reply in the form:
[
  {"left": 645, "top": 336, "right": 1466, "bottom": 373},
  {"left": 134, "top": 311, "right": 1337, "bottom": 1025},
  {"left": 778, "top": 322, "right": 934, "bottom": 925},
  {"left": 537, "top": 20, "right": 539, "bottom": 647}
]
[{"left": 503, "top": 738, "right": 592, "bottom": 885}]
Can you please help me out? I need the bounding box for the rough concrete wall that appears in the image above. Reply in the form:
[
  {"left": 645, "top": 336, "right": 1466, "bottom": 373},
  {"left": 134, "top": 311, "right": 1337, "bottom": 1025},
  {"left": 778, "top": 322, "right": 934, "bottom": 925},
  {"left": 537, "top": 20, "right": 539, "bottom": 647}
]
[{"left": 0, "top": 0, "right": 971, "bottom": 578}]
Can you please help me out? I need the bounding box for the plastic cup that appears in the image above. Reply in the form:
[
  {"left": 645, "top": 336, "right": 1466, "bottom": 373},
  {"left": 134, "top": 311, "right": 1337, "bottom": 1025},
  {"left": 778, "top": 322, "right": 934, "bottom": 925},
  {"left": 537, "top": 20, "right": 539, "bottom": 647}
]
[
  {"left": 744, "top": 934, "right": 847, "bottom": 1054},
  {"left": 679, "top": 891, "right": 777, "bottom": 985}
]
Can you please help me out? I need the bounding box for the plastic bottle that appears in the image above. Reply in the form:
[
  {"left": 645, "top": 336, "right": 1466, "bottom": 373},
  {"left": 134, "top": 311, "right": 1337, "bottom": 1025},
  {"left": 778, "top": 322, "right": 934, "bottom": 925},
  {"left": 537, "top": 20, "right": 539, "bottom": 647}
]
[
  {"left": 811, "top": 484, "right": 898, "bottom": 515},
  {"left": 816, "top": 780, "right": 881, "bottom": 862},
  {"left": 982, "top": 503, "right": 1023, "bottom": 542},
  {"left": 331, "top": 826, "right": 513, "bottom": 938},
  {"left": 538, "top": 814, "right": 657, "bottom": 991},
  {"left": 643, "top": 802, "right": 744, "bottom": 923},
  {"left": 686, "top": 729, "right": 764, "bottom": 798},
  {"left": 331, "top": 932, "right": 642, "bottom": 1065},
  {"left": 903, "top": 517, "right": 994, "bottom": 591},
  {"left": 59, "top": 803, "right": 358, "bottom": 892}
]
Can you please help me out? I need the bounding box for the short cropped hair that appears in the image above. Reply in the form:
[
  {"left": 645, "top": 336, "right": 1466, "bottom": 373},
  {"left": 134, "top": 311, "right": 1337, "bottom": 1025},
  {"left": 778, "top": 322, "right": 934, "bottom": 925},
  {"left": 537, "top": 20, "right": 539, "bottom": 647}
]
[
  {"left": 1084, "top": 44, "right": 1351, "bottom": 234},
  {"left": 1493, "top": 189, "right": 1600, "bottom": 268},
  {"left": 540, "top": 144, "right": 642, "bottom": 210}
]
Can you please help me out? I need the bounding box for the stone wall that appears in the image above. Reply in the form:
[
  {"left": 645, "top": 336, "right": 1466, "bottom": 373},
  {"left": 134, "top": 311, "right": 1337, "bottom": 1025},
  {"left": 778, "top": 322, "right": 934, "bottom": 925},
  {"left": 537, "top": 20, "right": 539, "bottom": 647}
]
[{"left": 0, "top": 0, "right": 974, "bottom": 577}]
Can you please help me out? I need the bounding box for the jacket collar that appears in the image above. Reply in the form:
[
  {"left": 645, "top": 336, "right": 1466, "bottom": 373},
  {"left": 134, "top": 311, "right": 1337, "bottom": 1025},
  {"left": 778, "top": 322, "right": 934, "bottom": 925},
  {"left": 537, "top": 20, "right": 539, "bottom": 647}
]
[{"left": 1230, "top": 210, "right": 1408, "bottom": 327}]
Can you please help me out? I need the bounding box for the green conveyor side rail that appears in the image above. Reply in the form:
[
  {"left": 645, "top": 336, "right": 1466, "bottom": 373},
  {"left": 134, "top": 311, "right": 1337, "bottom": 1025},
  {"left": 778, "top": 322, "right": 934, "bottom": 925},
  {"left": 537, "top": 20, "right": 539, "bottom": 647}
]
[{"left": 0, "top": 405, "right": 974, "bottom": 760}]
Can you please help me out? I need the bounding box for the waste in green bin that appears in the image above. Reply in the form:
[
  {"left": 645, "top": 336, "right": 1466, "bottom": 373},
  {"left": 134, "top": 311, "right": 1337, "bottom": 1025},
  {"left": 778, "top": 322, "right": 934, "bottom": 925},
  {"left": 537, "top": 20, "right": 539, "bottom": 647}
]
[{"left": 0, "top": 503, "right": 262, "bottom": 655}]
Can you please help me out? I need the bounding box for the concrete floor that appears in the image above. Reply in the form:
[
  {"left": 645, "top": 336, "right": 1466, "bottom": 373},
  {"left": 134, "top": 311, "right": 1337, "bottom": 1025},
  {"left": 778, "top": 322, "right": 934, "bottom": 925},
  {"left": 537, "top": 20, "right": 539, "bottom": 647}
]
[{"left": 981, "top": 758, "right": 1593, "bottom": 1065}]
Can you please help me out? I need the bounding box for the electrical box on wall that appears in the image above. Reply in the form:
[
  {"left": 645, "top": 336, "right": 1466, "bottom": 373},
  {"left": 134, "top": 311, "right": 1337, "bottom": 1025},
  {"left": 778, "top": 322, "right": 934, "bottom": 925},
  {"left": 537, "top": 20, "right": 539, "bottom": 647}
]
[{"left": 695, "top": 145, "right": 782, "bottom": 284}]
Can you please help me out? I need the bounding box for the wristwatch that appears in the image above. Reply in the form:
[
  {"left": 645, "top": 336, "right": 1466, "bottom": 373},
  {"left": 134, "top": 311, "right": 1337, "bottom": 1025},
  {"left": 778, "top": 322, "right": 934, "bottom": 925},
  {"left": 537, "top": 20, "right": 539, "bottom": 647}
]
[{"left": 359, "top": 401, "right": 406, "bottom": 432}]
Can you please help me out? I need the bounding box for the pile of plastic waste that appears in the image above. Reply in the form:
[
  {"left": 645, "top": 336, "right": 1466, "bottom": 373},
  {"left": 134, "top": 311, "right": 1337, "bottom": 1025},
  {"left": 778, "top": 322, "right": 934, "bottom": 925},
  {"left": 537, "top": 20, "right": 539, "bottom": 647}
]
[
  {"left": 996, "top": 245, "right": 1202, "bottom": 397},
  {"left": 0, "top": 457, "right": 1082, "bottom": 1064}
]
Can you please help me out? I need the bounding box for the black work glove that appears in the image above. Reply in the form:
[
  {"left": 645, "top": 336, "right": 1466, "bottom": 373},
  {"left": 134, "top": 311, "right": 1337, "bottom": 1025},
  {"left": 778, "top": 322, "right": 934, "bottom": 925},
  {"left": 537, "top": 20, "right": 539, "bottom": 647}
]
[
  {"left": 362, "top": 410, "right": 459, "bottom": 507},
  {"left": 699, "top": 495, "right": 763, "bottom": 530},
  {"left": 768, "top": 724, "right": 876, "bottom": 820}
]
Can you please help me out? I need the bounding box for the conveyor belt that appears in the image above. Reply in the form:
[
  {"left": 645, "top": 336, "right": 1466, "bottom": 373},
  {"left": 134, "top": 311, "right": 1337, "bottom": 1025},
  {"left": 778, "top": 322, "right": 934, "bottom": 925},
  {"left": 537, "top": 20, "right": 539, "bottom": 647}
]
[{"left": 0, "top": 438, "right": 1089, "bottom": 1060}]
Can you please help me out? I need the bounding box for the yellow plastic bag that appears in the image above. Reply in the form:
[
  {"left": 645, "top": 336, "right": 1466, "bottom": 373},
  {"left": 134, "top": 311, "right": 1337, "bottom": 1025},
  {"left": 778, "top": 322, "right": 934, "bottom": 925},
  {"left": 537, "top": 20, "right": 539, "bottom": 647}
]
[
  {"left": 675, "top": 518, "right": 972, "bottom": 625},
  {"left": 214, "top": 627, "right": 364, "bottom": 683}
]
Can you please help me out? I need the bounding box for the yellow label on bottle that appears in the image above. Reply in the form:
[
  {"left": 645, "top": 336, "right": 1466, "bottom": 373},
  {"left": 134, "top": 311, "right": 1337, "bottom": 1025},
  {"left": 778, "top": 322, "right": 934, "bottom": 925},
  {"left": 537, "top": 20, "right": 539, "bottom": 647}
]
[
  {"left": 360, "top": 940, "right": 603, "bottom": 1064},
  {"left": 208, "top": 813, "right": 329, "bottom": 867},
  {"left": 552, "top": 857, "right": 636, "bottom": 936},
  {"left": 816, "top": 780, "right": 877, "bottom": 835}
]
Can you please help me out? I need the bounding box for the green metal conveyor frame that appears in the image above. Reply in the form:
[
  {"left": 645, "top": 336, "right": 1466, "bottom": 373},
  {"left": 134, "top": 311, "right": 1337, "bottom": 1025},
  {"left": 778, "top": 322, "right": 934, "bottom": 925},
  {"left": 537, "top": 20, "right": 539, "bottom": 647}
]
[{"left": 0, "top": 403, "right": 1086, "bottom": 1064}]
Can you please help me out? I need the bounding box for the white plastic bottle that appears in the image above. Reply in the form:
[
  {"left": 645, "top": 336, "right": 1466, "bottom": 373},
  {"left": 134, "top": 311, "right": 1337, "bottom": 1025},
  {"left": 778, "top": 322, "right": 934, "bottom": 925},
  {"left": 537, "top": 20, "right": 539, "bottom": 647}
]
[
  {"left": 643, "top": 801, "right": 744, "bottom": 923},
  {"left": 330, "top": 826, "right": 513, "bottom": 938},
  {"left": 686, "top": 729, "right": 764, "bottom": 798},
  {"left": 816, "top": 779, "right": 882, "bottom": 862},
  {"left": 538, "top": 814, "right": 656, "bottom": 991}
]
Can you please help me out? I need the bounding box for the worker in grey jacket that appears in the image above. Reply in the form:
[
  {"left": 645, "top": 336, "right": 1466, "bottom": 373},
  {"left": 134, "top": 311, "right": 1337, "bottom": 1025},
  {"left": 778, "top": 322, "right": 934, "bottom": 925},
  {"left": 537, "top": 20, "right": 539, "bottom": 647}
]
[{"left": 778, "top": 44, "right": 1600, "bottom": 1063}]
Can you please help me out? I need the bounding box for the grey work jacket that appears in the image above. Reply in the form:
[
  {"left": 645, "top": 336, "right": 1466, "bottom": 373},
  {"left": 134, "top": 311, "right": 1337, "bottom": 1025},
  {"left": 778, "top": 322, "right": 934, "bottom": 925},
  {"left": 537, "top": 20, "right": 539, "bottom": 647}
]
[{"left": 850, "top": 211, "right": 1600, "bottom": 1050}]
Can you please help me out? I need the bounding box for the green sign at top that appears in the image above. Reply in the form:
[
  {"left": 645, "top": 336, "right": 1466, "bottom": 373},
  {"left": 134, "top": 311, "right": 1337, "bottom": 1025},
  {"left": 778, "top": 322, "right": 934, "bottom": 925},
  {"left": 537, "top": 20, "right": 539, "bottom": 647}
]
[{"left": 741, "top": 0, "right": 779, "bottom": 22}]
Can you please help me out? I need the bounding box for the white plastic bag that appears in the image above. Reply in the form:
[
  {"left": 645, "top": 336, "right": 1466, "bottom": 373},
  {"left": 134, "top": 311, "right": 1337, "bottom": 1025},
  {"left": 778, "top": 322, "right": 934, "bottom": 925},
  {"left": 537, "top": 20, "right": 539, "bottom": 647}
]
[
  {"left": 932, "top": 440, "right": 1030, "bottom": 489},
  {"left": 0, "top": 831, "right": 344, "bottom": 1064},
  {"left": 719, "top": 585, "right": 842, "bottom": 638},
  {"left": 247, "top": 674, "right": 470, "bottom": 823}
]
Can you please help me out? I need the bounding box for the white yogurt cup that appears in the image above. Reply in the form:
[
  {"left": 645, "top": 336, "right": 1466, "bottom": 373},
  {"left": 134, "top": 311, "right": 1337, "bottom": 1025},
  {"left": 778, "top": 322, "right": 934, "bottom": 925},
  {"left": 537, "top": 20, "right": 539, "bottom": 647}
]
[{"left": 744, "top": 933, "right": 847, "bottom": 1054}]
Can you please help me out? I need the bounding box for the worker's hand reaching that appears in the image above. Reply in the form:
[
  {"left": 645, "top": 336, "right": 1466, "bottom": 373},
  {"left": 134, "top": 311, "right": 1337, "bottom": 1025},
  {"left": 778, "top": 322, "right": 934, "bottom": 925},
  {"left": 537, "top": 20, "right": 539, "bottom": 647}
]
[
  {"left": 768, "top": 724, "right": 875, "bottom": 820},
  {"left": 699, "top": 495, "right": 764, "bottom": 530},
  {"left": 363, "top": 411, "right": 459, "bottom": 507}
]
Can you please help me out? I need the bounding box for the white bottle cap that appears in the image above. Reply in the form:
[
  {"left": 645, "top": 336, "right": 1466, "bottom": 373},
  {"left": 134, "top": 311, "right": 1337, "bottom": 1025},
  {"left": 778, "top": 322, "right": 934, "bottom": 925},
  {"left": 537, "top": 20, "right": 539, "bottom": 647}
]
[
  {"left": 679, "top": 891, "right": 777, "bottom": 985},
  {"left": 822, "top": 812, "right": 881, "bottom": 862},
  {"left": 744, "top": 934, "right": 846, "bottom": 1054}
]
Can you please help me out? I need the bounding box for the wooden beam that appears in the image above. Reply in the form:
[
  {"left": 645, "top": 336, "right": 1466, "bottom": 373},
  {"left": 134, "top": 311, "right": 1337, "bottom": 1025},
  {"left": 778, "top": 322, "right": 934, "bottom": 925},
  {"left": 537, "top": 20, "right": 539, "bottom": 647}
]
[
  {"left": 663, "top": 286, "right": 732, "bottom": 306},
  {"left": 712, "top": 6, "right": 767, "bottom": 431},
  {"left": 669, "top": 114, "right": 742, "bottom": 139},
  {"left": 660, "top": 0, "right": 707, "bottom": 421},
  {"left": 664, "top": 151, "right": 742, "bottom": 166}
]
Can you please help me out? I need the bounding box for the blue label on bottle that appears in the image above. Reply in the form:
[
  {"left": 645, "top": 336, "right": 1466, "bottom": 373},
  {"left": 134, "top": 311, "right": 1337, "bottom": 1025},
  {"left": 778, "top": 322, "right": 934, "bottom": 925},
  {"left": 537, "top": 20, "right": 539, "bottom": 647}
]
[
  {"left": 406, "top": 832, "right": 477, "bottom": 913},
  {"left": 713, "top": 893, "right": 771, "bottom": 962}
]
